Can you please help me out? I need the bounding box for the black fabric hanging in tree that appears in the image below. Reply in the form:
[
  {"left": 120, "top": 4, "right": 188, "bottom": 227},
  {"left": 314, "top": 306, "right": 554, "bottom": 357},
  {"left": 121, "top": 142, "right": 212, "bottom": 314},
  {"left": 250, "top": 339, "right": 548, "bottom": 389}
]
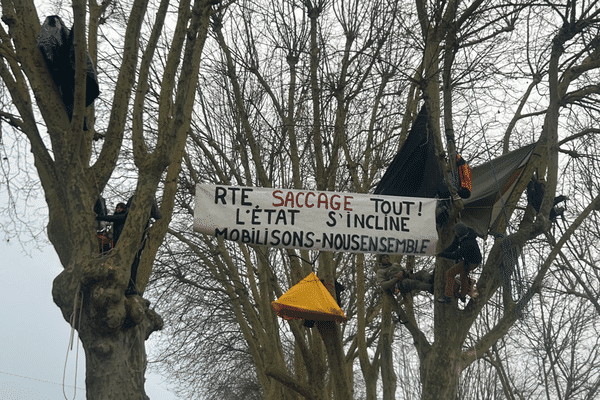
[
  {"left": 36, "top": 15, "right": 100, "bottom": 125},
  {"left": 374, "top": 106, "right": 444, "bottom": 198},
  {"left": 374, "top": 104, "right": 541, "bottom": 238}
]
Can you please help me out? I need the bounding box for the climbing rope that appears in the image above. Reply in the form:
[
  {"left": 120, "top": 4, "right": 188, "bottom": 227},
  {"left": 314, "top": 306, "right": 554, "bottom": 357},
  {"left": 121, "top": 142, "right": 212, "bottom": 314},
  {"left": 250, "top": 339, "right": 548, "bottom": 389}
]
[{"left": 63, "top": 288, "right": 83, "bottom": 400}]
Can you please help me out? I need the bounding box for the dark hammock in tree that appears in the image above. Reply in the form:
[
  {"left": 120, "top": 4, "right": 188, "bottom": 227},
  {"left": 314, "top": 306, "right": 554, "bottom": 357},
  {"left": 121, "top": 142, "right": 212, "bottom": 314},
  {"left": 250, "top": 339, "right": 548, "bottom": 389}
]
[{"left": 36, "top": 15, "right": 100, "bottom": 127}]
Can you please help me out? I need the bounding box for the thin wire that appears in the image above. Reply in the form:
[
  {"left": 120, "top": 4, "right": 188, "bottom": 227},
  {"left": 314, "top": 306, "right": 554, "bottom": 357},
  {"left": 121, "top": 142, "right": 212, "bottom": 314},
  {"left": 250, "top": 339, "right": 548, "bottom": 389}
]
[{"left": 0, "top": 370, "right": 85, "bottom": 390}]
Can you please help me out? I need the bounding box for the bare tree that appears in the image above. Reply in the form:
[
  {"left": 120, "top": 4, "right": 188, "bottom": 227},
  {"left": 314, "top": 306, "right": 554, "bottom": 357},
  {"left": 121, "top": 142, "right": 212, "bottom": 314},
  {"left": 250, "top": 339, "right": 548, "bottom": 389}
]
[
  {"left": 413, "top": 0, "right": 600, "bottom": 398},
  {"left": 149, "top": 1, "right": 600, "bottom": 400},
  {"left": 150, "top": 1, "right": 413, "bottom": 399},
  {"left": 3, "top": 0, "right": 592, "bottom": 398},
  {"left": 0, "top": 0, "right": 219, "bottom": 398}
]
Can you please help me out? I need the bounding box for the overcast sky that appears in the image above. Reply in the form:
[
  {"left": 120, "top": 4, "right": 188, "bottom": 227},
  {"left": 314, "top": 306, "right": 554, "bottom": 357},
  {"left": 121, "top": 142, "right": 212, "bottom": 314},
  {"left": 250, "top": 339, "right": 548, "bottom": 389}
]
[{"left": 0, "top": 239, "right": 180, "bottom": 400}]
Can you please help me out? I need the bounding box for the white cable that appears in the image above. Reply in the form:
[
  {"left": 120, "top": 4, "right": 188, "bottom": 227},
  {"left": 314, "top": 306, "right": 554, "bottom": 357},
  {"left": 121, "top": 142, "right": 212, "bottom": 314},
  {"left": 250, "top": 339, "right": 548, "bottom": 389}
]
[{"left": 63, "top": 289, "right": 83, "bottom": 400}]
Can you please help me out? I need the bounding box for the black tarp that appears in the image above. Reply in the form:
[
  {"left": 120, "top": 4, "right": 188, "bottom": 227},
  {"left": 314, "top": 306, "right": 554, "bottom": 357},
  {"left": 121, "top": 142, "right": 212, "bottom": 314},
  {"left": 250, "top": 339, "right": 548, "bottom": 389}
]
[
  {"left": 373, "top": 104, "right": 537, "bottom": 237},
  {"left": 36, "top": 15, "right": 100, "bottom": 121},
  {"left": 461, "top": 144, "right": 536, "bottom": 237},
  {"left": 374, "top": 106, "right": 444, "bottom": 198}
]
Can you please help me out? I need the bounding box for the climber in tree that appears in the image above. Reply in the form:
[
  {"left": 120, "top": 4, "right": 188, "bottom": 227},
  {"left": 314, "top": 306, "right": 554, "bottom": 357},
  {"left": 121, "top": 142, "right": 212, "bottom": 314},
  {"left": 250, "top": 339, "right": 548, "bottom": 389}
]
[
  {"left": 96, "top": 202, "right": 128, "bottom": 245},
  {"left": 376, "top": 255, "right": 403, "bottom": 293},
  {"left": 376, "top": 255, "right": 433, "bottom": 296},
  {"left": 437, "top": 222, "right": 482, "bottom": 304},
  {"left": 527, "top": 174, "right": 568, "bottom": 221},
  {"left": 95, "top": 198, "right": 161, "bottom": 295},
  {"left": 376, "top": 255, "right": 434, "bottom": 325}
]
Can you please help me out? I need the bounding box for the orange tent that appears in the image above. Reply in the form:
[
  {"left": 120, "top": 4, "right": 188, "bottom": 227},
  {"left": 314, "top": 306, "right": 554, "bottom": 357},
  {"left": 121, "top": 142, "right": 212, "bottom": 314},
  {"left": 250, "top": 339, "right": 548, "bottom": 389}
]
[{"left": 272, "top": 272, "right": 347, "bottom": 323}]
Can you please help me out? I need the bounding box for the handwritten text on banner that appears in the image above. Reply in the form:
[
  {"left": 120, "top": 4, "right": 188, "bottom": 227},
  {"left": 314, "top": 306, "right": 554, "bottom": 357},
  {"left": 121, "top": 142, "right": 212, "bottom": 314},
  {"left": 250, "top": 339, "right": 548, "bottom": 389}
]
[{"left": 194, "top": 184, "right": 438, "bottom": 256}]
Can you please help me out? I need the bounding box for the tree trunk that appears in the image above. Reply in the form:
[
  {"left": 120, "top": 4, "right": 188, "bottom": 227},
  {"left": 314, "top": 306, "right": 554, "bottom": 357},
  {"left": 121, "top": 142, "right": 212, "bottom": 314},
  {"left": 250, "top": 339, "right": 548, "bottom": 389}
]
[
  {"left": 316, "top": 320, "right": 353, "bottom": 400},
  {"left": 53, "top": 257, "right": 163, "bottom": 400},
  {"left": 420, "top": 346, "right": 461, "bottom": 400},
  {"left": 81, "top": 323, "right": 153, "bottom": 400},
  {"left": 356, "top": 253, "right": 380, "bottom": 400}
]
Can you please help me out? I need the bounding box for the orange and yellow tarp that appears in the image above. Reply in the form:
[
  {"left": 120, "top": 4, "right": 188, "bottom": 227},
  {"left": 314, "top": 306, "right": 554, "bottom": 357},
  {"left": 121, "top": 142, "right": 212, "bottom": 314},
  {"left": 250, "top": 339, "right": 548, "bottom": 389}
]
[{"left": 271, "top": 272, "right": 346, "bottom": 323}]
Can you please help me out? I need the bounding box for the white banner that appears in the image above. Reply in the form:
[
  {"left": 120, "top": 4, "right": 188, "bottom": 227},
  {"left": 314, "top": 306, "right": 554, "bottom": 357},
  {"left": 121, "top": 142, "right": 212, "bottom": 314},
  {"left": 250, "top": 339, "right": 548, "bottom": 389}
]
[{"left": 194, "top": 184, "right": 438, "bottom": 256}]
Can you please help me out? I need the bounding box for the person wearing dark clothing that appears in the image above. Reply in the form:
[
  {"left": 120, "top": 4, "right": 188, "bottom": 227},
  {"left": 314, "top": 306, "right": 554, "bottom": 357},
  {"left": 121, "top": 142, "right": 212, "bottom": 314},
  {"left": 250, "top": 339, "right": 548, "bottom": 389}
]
[
  {"left": 95, "top": 198, "right": 161, "bottom": 295},
  {"left": 437, "top": 222, "right": 482, "bottom": 303},
  {"left": 96, "top": 202, "right": 128, "bottom": 245},
  {"left": 527, "top": 176, "right": 568, "bottom": 221},
  {"left": 438, "top": 222, "right": 482, "bottom": 264}
]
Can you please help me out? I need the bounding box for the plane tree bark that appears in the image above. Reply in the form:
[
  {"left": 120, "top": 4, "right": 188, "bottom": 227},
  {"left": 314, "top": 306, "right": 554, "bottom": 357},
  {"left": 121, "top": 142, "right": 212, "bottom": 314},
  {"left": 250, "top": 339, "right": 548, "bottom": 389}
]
[{"left": 0, "top": 0, "right": 216, "bottom": 398}]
